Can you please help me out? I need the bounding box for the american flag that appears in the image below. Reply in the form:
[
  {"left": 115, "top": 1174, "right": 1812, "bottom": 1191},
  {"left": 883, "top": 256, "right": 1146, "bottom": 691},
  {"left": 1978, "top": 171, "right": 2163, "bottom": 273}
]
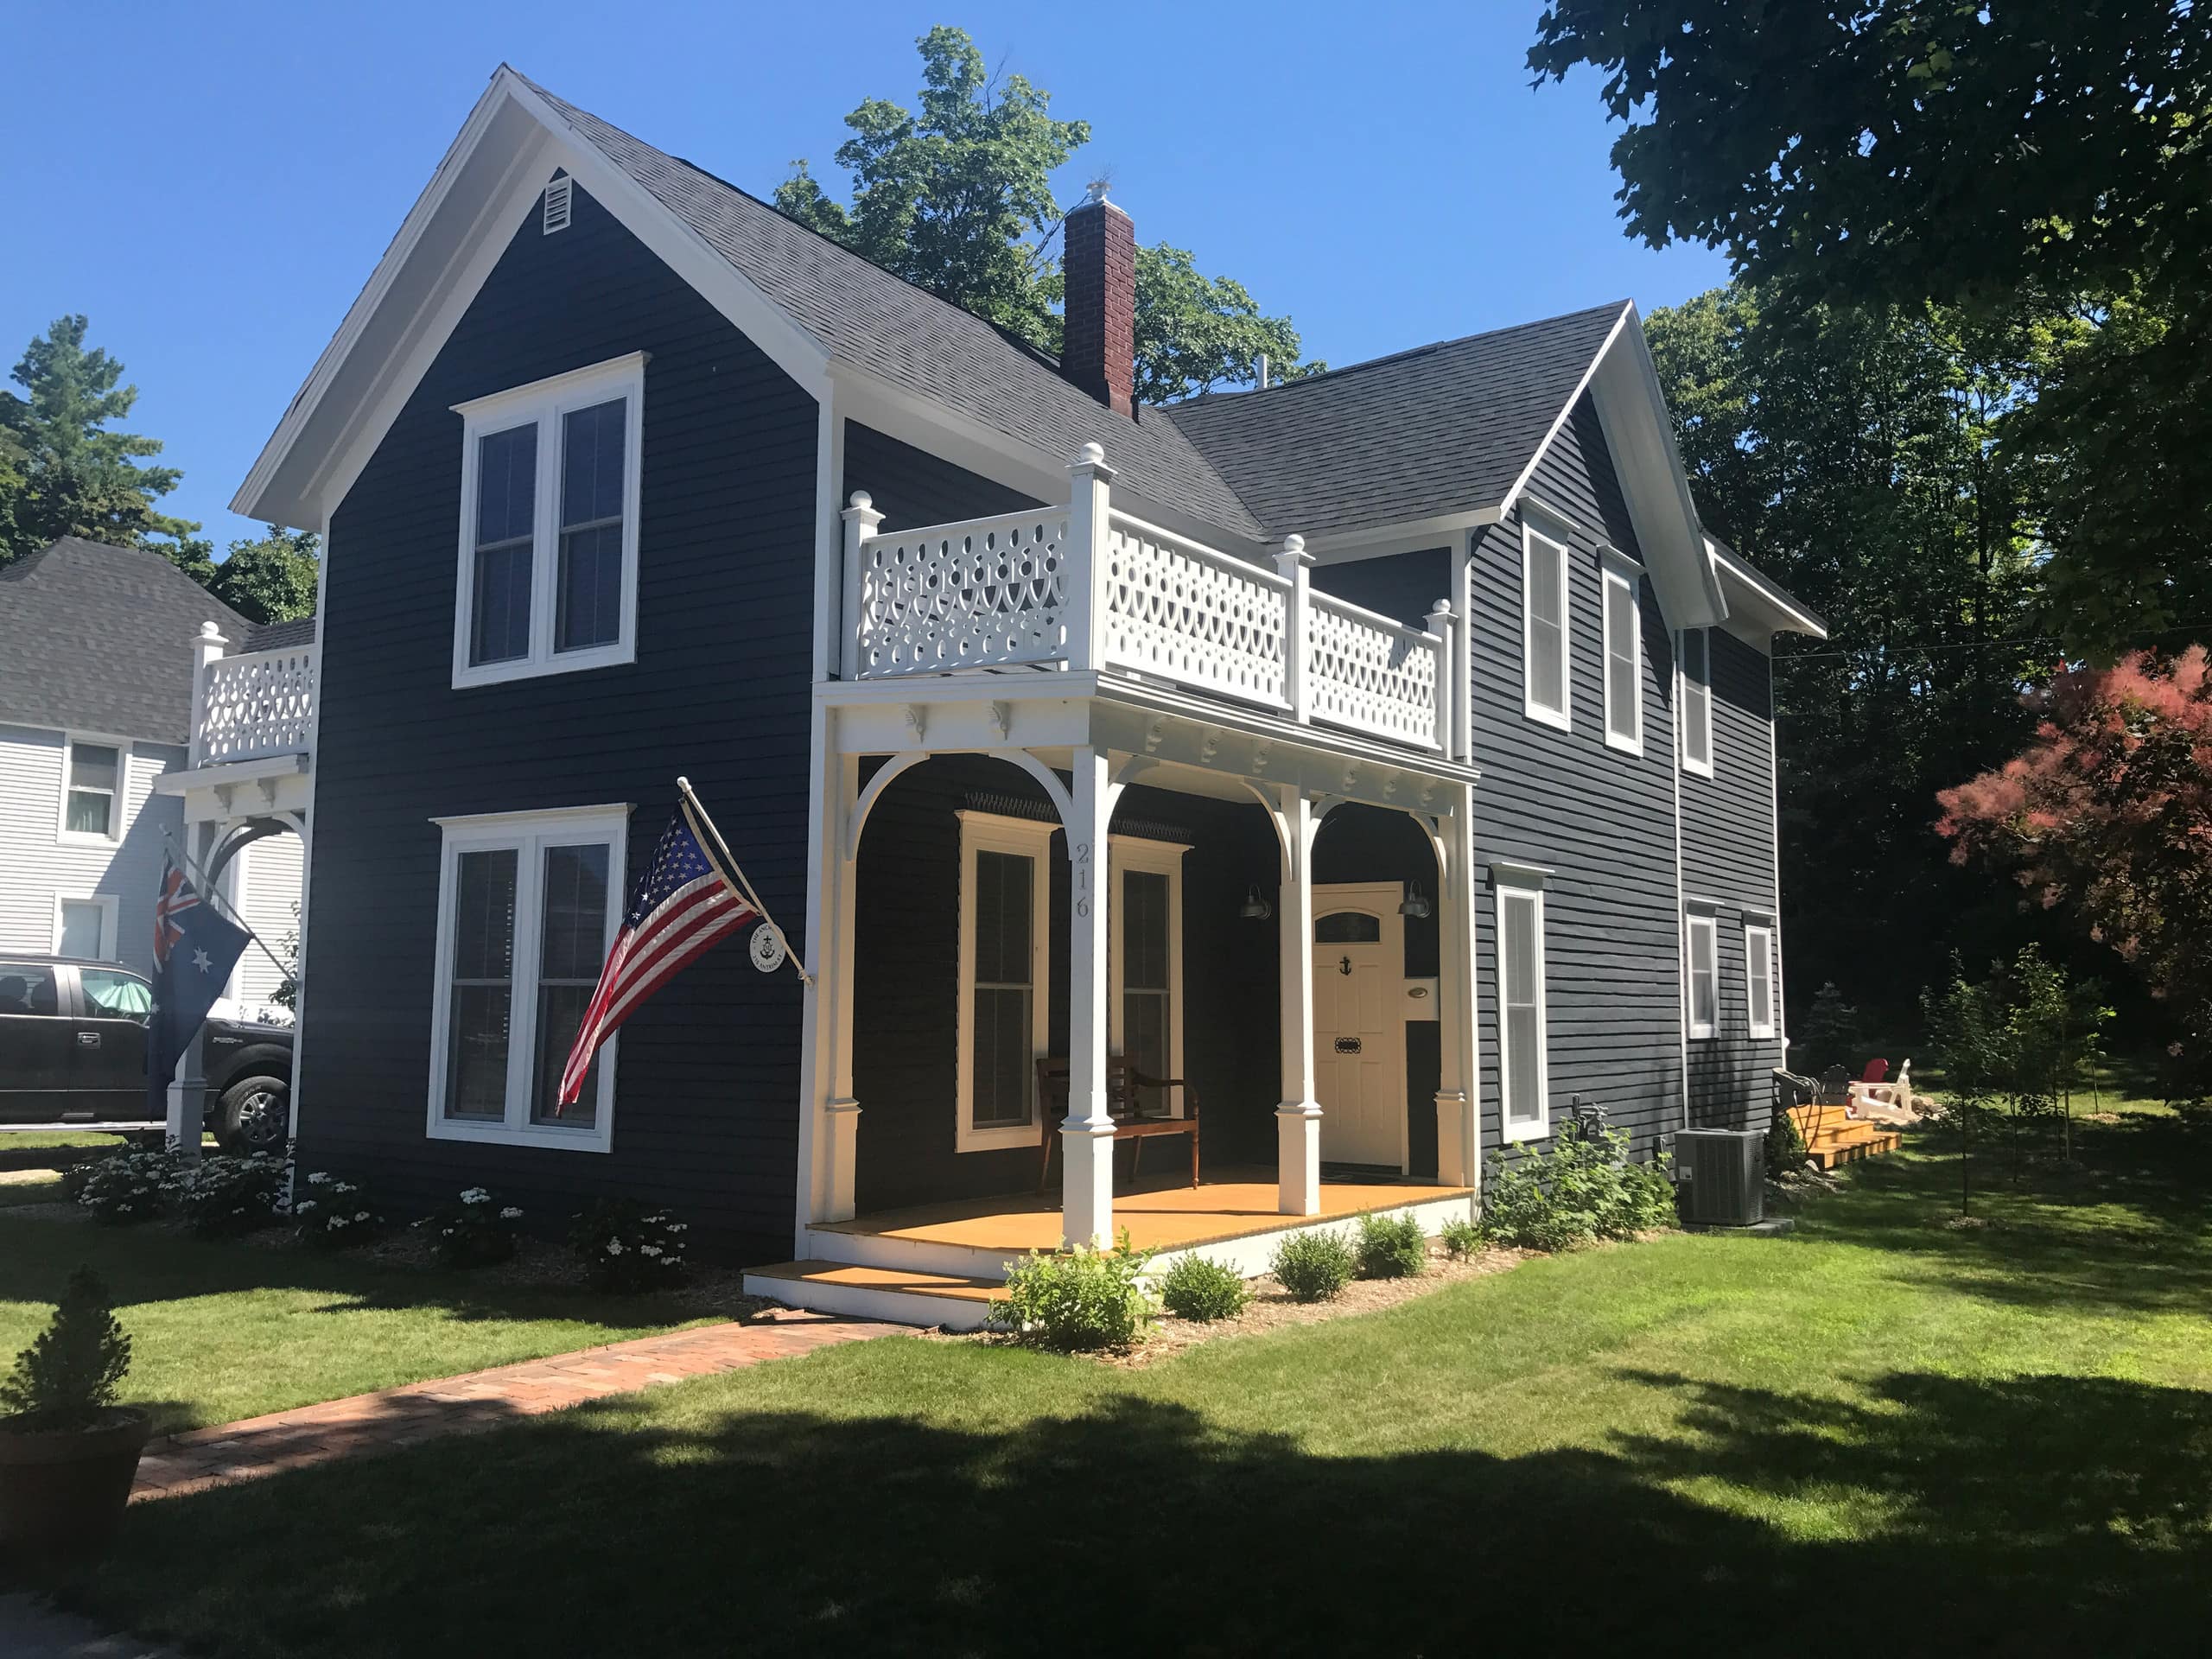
[
  {"left": 154, "top": 857, "right": 200, "bottom": 969},
  {"left": 555, "top": 804, "right": 757, "bottom": 1109}
]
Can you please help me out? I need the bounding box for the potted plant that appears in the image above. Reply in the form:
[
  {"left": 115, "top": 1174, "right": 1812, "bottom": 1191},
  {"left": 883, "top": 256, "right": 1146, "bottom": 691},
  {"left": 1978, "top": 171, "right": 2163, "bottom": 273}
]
[{"left": 0, "top": 1268, "right": 147, "bottom": 1560}]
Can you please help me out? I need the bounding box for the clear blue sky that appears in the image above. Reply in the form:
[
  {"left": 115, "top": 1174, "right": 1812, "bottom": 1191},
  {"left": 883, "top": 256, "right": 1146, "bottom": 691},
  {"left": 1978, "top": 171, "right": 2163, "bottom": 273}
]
[{"left": 3, "top": 0, "right": 1730, "bottom": 549}]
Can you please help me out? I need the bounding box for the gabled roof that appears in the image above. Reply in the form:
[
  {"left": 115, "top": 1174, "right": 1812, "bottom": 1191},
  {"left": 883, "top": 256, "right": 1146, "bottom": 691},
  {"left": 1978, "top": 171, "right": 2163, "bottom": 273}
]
[
  {"left": 515, "top": 77, "right": 1266, "bottom": 543},
  {"left": 1707, "top": 538, "right": 1827, "bottom": 640},
  {"left": 245, "top": 615, "right": 318, "bottom": 652},
  {"left": 0, "top": 539, "right": 254, "bottom": 745},
  {"left": 236, "top": 67, "right": 1787, "bottom": 632},
  {"left": 1159, "top": 303, "right": 1630, "bottom": 541}
]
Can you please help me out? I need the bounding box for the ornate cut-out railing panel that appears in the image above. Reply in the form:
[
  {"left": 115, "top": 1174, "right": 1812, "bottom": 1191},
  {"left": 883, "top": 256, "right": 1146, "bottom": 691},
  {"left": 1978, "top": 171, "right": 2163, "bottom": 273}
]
[
  {"left": 197, "top": 646, "right": 317, "bottom": 763},
  {"left": 1102, "top": 514, "right": 1289, "bottom": 710},
  {"left": 852, "top": 509, "right": 1071, "bottom": 675},
  {"left": 1306, "top": 592, "right": 1445, "bottom": 750}
]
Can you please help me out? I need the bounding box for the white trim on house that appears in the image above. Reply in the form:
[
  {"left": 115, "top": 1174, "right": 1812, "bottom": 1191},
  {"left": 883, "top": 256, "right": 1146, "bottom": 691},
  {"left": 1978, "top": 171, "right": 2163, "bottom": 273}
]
[
  {"left": 52, "top": 892, "right": 119, "bottom": 961},
  {"left": 55, "top": 734, "right": 130, "bottom": 846},
  {"left": 424, "top": 803, "right": 630, "bottom": 1153},
  {"left": 1685, "top": 910, "right": 1719, "bottom": 1040},
  {"left": 1745, "top": 922, "right": 1777, "bottom": 1039},
  {"left": 1521, "top": 522, "right": 1572, "bottom": 732},
  {"left": 1495, "top": 870, "right": 1550, "bottom": 1145},
  {"left": 1109, "top": 834, "right": 1190, "bottom": 1117},
  {"left": 450, "top": 353, "right": 645, "bottom": 689},
  {"left": 1601, "top": 553, "right": 1644, "bottom": 756},
  {"left": 955, "top": 809, "right": 1058, "bottom": 1154},
  {"left": 1679, "top": 626, "right": 1714, "bottom": 778}
]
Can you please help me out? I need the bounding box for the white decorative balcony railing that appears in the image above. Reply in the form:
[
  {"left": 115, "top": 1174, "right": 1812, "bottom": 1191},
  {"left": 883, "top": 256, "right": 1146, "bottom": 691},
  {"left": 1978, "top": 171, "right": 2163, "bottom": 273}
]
[
  {"left": 189, "top": 629, "right": 317, "bottom": 766},
  {"left": 842, "top": 445, "right": 1459, "bottom": 756}
]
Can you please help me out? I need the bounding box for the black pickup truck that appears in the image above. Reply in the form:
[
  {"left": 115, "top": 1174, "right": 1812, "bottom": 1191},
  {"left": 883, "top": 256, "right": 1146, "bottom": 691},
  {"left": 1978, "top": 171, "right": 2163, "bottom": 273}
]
[{"left": 0, "top": 955, "right": 293, "bottom": 1154}]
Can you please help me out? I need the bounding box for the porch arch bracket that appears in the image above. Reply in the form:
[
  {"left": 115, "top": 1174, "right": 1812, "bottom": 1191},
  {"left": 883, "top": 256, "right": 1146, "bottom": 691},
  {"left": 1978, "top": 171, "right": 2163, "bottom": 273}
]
[{"left": 843, "top": 753, "right": 929, "bottom": 862}]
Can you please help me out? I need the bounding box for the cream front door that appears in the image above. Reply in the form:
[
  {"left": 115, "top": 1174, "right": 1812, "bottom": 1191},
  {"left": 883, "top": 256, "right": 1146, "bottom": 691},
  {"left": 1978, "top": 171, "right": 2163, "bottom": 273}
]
[{"left": 1311, "top": 885, "right": 1406, "bottom": 1168}]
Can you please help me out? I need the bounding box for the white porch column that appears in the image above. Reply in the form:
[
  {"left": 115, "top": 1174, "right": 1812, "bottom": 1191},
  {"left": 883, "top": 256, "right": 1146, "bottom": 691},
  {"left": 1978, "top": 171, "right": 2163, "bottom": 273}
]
[
  {"left": 1434, "top": 788, "right": 1480, "bottom": 1191},
  {"left": 188, "top": 621, "right": 226, "bottom": 766},
  {"left": 1274, "top": 536, "right": 1314, "bottom": 726},
  {"left": 1274, "top": 785, "right": 1321, "bottom": 1216},
  {"left": 1060, "top": 745, "right": 1116, "bottom": 1247},
  {"left": 166, "top": 817, "right": 219, "bottom": 1161},
  {"left": 839, "top": 493, "right": 885, "bottom": 681},
  {"left": 809, "top": 749, "right": 864, "bottom": 1224},
  {"left": 1063, "top": 446, "right": 1115, "bottom": 673}
]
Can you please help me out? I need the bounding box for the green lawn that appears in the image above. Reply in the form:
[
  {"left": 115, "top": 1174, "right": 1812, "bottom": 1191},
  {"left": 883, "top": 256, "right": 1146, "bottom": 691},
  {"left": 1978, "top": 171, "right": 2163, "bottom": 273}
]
[
  {"left": 22, "top": 1102, "right": 2208, "bottom": 1656},
  {"left": 0, "top": 1219, "right": 737, "bottom": 1435}
]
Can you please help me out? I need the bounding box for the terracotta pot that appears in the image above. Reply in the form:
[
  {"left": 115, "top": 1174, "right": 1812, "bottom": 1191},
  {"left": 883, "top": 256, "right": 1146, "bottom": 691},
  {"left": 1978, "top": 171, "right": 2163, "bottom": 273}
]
[{"left": 0, "top": 1408, "right": 151, "bottom": 1561}]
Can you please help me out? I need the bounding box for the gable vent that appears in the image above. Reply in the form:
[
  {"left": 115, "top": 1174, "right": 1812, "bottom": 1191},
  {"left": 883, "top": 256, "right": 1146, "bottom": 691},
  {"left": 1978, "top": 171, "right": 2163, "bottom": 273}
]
[{"left": 542, "top": 175, "right": 573, "bottom": 235}]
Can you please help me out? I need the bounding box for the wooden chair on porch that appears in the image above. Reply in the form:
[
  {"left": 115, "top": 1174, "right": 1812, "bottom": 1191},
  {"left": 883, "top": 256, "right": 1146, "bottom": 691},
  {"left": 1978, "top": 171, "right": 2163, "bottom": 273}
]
[{"left": 1034, "top": 1058, "right": 1201, "bottom": 1193}]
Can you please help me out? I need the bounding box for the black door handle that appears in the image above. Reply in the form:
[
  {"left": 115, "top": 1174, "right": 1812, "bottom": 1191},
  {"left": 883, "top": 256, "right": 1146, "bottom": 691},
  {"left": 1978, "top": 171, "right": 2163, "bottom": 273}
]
[{"left": 76, "top": 1030, "right": 101, "bottom": 1047}]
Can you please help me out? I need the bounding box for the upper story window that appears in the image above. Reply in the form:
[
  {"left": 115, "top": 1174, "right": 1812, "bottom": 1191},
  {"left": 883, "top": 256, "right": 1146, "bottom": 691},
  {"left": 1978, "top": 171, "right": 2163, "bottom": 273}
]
[
  {"left": 425, "top": 804, "right": 629, "bottom": 1152},
  {"left": 60, "top": 740, "right": 124, "bottom": 842},
  {"left": 1600, "top": 552, "right": 1643, "bottom": 754},
  {"left": 1680, "top": 627, "right": 1714, "bottom": 776},
  {"left": 451, "top": 353, "right": 645, "bottom": 689},
  {"left": 1522, "top": 524, "right": 1572, "bottom": 730}
]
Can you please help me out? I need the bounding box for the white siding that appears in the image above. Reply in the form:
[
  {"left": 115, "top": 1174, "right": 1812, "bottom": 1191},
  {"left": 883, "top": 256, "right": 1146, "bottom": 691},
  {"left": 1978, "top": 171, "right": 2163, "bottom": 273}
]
[
  {"left": 226, "top": 831, "right": 304, "bottom": 1004},
  {"left": 0, "top": 725, "right": 186, "bottom": 974}
]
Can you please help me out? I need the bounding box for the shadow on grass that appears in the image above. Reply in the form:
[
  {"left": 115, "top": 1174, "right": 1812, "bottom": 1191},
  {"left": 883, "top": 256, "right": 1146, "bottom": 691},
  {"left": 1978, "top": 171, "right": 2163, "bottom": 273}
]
[
  {"left": 0, "top": 1213, "right": 732, "bottom": 1330},
  {"left": 48, "top": 1362, "right": 2212, "bottom": 1659},
  {"left": 1796, "top": 1111, "right": 2212, "bottom": 1317}
]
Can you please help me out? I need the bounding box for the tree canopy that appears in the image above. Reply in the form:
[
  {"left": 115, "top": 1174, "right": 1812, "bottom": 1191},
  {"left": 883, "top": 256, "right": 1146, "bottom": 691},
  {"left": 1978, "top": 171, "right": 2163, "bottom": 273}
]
[
  {"left": 1530, "top": 2, "right": 2212, "bottom": 651},
  {"left": 0, "top": 315, "right": 203, "bottom": 569},
  {"left": 775, "top": 27, "right": 1319, "bottom": 401},
  {"left": 208, "top": 524, "right": 320, "bottom": 625}
]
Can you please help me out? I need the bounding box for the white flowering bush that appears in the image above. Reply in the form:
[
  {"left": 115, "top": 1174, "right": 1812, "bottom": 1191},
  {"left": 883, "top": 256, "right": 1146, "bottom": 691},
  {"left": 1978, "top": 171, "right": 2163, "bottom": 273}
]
[
  {"left": 569, "top": 1198, "right": 690, "bottom": 1293},
  {"left": 293, "top": 1170, "right": 386, "bottom": 1249},
  {"left": 74, "top": 1149, "right": 190, "bottom": 1225},
  {"left": 180, "top": 1153, "right": 287, "bottom": 1237},
  {"left": 422, "top": 1185, "right": 522, "bottom": 1268}
]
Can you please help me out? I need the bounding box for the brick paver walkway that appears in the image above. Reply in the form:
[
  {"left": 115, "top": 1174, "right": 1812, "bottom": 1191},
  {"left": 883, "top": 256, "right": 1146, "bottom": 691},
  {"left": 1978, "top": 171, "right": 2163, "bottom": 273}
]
[{"left": 131, "top": 1311, "right": 891, "bottom": 1503}]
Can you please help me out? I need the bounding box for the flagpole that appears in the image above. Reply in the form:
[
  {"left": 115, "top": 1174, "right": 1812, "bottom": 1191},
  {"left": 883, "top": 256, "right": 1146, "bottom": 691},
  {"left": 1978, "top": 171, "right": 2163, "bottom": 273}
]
[
  {"left": 162, "top": 828, "right": 296, "bottom": 988},
  {"left": 675, "top": 776, "right": 813, "bottom": 986}
]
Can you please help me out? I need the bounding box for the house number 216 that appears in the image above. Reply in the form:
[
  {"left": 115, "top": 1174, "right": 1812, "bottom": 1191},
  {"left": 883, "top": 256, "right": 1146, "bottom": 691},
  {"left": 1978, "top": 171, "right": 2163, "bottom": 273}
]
[{"left": 1073, "top": 841, "right": 1092, "bottom": 918}]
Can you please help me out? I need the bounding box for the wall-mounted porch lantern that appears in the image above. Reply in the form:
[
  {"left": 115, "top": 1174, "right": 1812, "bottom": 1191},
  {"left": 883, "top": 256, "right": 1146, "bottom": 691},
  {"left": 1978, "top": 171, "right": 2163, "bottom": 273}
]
[
  {"left": 1399, "top": 880, "right": 1432, "bottom": 920},
  {"left": 1238, "top": 886, "right": 1274, "bottom": 922}
]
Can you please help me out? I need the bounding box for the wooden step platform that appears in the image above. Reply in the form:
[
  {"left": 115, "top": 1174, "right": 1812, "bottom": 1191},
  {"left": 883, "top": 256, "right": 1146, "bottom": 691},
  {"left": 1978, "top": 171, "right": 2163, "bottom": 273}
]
[
  {"left": 1786, "top": 1106, "right": 1904, "bottom": 1170},
  {"left": 744, "top": 1259, "right": 1007, "bottom": 1332}
]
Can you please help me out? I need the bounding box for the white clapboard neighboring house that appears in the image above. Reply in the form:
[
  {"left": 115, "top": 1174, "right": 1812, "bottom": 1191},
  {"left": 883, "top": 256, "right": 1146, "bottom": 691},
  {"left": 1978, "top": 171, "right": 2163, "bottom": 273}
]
[
  {"left": 226, "top": 67, "right": 1826, "bottom": 1324},
  {"left": 0, "top": 536, "right": 309, "bottom": 1007}
]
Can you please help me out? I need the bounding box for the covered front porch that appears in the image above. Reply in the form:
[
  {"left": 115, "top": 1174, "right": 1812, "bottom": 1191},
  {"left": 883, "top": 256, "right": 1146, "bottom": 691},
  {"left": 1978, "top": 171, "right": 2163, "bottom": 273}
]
[{"left": 749, "top": 446, "right": 1486, "bottom": 1323}]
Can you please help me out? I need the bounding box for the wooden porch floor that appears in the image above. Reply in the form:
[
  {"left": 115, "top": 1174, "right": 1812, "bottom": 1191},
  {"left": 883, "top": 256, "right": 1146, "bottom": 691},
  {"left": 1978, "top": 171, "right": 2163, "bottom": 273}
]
[{"left": 814, "top": 1166, "right": 1474, "bottom": 1257}]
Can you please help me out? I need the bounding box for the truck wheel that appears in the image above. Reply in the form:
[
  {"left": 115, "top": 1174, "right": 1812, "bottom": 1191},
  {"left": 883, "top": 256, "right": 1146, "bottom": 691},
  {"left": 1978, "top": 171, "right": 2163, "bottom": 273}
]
[{"left": 218, "top": 1075, "right": 290, "bottom": 1157}]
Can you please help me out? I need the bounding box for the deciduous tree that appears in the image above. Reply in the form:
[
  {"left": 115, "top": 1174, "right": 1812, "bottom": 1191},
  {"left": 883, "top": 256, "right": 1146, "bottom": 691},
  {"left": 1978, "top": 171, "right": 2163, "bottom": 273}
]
[{"left": 210, "top": 524, "right": 320, "bottom": 625}]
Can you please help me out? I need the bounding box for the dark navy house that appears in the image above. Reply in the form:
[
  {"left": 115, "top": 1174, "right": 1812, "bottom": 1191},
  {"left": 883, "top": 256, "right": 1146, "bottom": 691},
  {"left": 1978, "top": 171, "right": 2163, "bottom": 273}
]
[{"left": 229, "top": 68, "right": 1824, "bottom": 1322}]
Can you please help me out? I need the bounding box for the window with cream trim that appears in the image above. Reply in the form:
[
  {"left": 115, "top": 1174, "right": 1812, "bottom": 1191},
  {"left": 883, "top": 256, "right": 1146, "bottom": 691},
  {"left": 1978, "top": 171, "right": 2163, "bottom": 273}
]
[
  {"left": 452, "top": 354, "right": 645, "bottom": 688},
  {"left": 1496, "top": 872, "right": 1550, "bottom": 1142},
  {"left": 1110, "top": 835, "right": 1188, "bottom": 1116},
  {"left": 957, "top": 810, "right": 1056, "bottom": 1152},
  {"left": 1601, "top": 556, "right": 1643, "bottom": 753},
  {"left": 1680, "top": 627, "right": 1714, "bottom": 776},
  {"left": 1745, "top": 923, "right": 1777, "bottom": 1039},
  {"left": 1686, "top": 912, "right": 1719, "bottom": 1039},
  {"left": 426, "top": 805, "right": 628, "bottom": 1151},
  {"left": 1522, "top": 523, "right": 1571, "bottom": 729}
]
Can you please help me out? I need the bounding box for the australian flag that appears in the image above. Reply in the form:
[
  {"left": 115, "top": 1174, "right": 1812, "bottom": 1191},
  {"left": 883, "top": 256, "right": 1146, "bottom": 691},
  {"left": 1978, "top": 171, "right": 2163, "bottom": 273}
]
[{"left": 147, "top": 856, "right": 251, "bottom": 1119}]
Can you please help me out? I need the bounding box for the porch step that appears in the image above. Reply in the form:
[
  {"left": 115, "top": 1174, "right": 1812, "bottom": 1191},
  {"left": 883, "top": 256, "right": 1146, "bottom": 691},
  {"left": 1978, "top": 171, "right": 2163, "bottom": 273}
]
[{"left": 744, "top": 1260, "right": 1007, "bottom": 1332}]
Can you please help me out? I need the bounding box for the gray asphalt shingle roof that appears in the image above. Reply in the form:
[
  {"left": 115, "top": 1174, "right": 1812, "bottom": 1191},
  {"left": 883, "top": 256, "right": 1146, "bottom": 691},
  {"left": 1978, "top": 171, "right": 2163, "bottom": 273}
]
[
  {"left": 521, "top": 76, "right": 1269, "bottom": 543},
  {"left": 0, "top": 538, "right": 256, "bottom": 745},
  {"left": 1157, "top": 303, "right": 1629, "bottom": 540}
]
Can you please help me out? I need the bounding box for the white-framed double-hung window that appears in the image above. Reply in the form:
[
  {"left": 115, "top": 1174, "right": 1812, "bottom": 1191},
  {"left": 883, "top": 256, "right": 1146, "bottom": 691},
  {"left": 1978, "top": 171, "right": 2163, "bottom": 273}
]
[
  {"left": 58, "top": 737, "right": 126, "bottom": 842},
  {"left": 1495, "top": 866, "right": 1551, "bottom": 1143},
  {"left": 1745, "top": 921, "right": 1777, "bottom": 1039},
  {"left": 1686, "top": 910, "right": 1719, "bottom": 1039},
  {"left": 1522, "top": 523, "right": 1572, "bottom": 730},
  {"left": 53, "top": 894, "right": 118, "bottom": 960},
  {"left": 957, "top": 810, "right": 1057, "bottom": 1152},
  {"left": 426, "top": 804, "right": 629, "bottom": 1151},
  {"left": 1600, "top": 549, "right": 1644, "bottom": 754},
  {"left": 451, "top": 353, "right": 645, "bottom": 688},
  {"left": 1679, "top": 626, "right": 1714, "bottom": 776}
]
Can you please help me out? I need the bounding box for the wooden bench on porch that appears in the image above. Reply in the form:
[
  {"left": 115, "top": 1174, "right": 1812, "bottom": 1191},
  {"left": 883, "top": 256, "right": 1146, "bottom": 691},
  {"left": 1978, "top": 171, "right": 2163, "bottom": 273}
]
[{"left": 1034, "top": 1058, "right": 1201, "bottom": 1192}]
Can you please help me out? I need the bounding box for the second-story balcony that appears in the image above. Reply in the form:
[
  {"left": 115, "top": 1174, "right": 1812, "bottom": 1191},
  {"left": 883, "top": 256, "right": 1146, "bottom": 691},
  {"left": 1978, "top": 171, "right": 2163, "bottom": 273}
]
[
  {"left": 841, "top": 444, "right": 1461, "bottom": 760},
  {"left": 155, "top": 622, "right": 319, "bottom": 829}
]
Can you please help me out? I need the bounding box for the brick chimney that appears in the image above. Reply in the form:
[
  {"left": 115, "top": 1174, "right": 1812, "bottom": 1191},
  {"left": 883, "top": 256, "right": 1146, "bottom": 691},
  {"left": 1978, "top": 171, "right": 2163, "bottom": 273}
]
[{"left": 1063, "top": 182, "right": 1135, "bottom": 417}]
